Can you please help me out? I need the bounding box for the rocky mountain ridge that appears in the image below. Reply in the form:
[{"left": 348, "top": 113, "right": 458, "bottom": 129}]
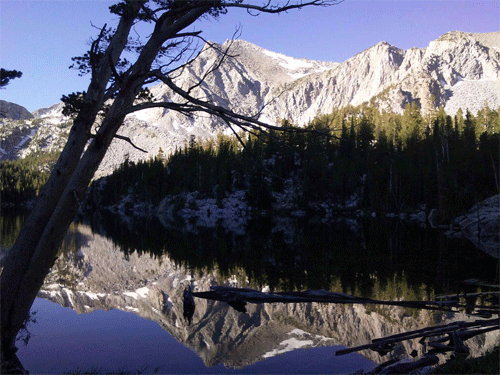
[
  {"left": 1, "top": 30, "right": 499, "bottom": 176},
  {"left": 0, "top": 100, "right": 33, "bottom": 121}
]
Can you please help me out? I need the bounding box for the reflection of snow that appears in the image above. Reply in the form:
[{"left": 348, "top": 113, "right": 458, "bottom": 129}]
[
  {"left": 61, "top": 288, "right": 75, "bottom": 308},
  {"left": 262, "top": 328, "right": 336, "bottom": 359},
  {"left": 288, "top": 328, "right": 307, "bottom": 336},
  {"left": 123, "top": 292, "right": 139, "bottom": 299},
  {"left": 315, "top": 334, "right": 335, "bottom": 343},
  {"left": 123, "top": 287, "right": 149, "bottom": 299},
  {"left": 262, "top": 337, "right": 314, "bottom": 358},
  {"left": 85, "top": 292, "right": 99, "bottom": 300},
  {"left": 160, "top": 190, "right": 249, "bottom": 235},
  {"left": 136, "top": 287, "right": 149, "bottom": 298}
]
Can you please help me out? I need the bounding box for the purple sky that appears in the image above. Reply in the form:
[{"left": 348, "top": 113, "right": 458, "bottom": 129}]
[{"left": 1, "top": 0, "right": 499, "bottom": 112}]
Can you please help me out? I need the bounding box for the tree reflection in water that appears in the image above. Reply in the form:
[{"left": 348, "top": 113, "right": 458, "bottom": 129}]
[
  {"left": 1, "top": 211, "right": 499, "bottom": 373},
  {"left": 87, "top": 210, "right": 499, "bottom": 299}
]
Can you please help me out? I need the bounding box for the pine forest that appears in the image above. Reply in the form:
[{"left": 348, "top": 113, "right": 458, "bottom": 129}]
[{"left": 2, "top": 103, "right": 499, "bottom": 224}]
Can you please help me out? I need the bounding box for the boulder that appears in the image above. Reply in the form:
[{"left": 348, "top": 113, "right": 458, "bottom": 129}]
[{"left": 446, "top": 195, "right": 500, "bottom": 259}]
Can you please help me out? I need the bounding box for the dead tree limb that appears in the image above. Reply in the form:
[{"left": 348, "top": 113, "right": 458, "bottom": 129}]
[
  {"left": 335, "top": 318, "right": 499, "bottom": 356},
  {"left": 190, "top": 286, "right": 494, "bottom": 314},
  {"left": 376, "top": 354, "right": 439, "bottom": 374}
]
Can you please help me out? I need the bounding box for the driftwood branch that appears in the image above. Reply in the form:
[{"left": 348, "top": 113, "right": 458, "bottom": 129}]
[
  {"left": 335, "top": 318, "right": 499, "bottom": 356},
  {"left": 189, "top": 287, "right": 497, "bottom": 314},
  {"left": 366, "top": 357, "right": 401, "bottom": 374},
  {"left": 185, "top": 286, "right": 499, "bottom": 373},
  {"left": 375, "top": 354, "right": 439, "bottom": 374}
]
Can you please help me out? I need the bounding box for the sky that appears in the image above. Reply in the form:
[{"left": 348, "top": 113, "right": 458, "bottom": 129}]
[{"left": 0, "top": 0, "right": 499, "bottom": 112}]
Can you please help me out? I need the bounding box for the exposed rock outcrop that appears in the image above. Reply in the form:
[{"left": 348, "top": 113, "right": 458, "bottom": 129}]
[
  {"left": 35, "top": 222, "right": 499, "bottom": 370},
  {"left": 1, "top": 31, "right": 499, "bottom": 176},
  {"left": 0, "top": 100, "right": 33, "bottom": 121},
  {"left": 446, "top": 194, "right": 500, "bottom": 259}
]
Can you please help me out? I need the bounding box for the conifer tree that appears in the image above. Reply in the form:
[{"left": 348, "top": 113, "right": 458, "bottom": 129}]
[{"left": 1, "top": 1, "right": 343, "bottom": 359}]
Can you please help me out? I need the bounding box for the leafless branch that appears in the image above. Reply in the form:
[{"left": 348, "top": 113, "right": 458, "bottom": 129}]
[
  {"left": 140, "top": 3, "right": 157, "bottom": 22},
  {"left": 160, "top": 30, "right": 239, "bottom": 82},
  {"left": 113, "top": 134, "right": 148, "bottom": 153},
  {"left": 89, "top": 23, "right": 108, "bottom": 77},
  {"left": 153, "top": 73, "right": 296, "bottom": 131},
  {"left": 108, "top": 54, "right": 123, "bottom": 84},
  {"left": 222, "top": 0, "right": 344, "bottom": 14},
  {"left": 186, "top": 30, "right": 241, "bottom": 95},
  {"left": 89, "top": 132, "right": 147, "bottom": 153}
]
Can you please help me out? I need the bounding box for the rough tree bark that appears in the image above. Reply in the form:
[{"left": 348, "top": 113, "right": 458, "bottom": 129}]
[
  {"left": 0, "top": 0, "right": 341, "bottom": 361},
  {"left": 0, "top": 0, "right": 147, "bottom": 356}
]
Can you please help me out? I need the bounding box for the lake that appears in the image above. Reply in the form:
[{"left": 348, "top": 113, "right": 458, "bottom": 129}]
[{"left": 1, "top": 210, "right": 499, "bottom": 373}]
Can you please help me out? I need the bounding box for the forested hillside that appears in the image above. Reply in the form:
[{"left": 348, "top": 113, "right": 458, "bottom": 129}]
[
  {"left": 84, "top": 103, "right": 499, "bottom": 223},
  {"left": 0, "top": 151, "right": 59, "bottom": 206}
]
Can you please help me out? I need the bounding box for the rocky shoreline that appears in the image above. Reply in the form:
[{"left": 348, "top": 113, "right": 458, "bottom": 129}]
[
  {"left": 99, "top": 191, "right": 500, "bottom": 259},
  {"left": 445, "top": 194, "right": 500, "bottom": 259}
]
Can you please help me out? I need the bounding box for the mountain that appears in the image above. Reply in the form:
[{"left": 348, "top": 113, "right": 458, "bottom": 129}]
[
  {"left": 34, "top": 222, "right": 499, "bottom": 369},
  {"left": 1, "top": 31, "right": 499, "bottom": 175},
  {"left": 0, "top": 100, "right": 33, "bottom": 121},
  {"left": 0, "top": 102, "right": 71, "bottom": 161},
  {"left": 261, "top": 30, "right": 500, "bottom": 121}
]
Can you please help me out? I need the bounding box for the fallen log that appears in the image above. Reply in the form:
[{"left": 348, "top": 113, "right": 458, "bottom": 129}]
[
  {"left": 377, "top": 354, "right": 439, "bottom": 374},
  {"left": 335, "top": 318, "right": 499, "bottom": 356},
  {"left": 190, "top": 287, "right": 477, "bottom": 313},
  {"left": 436, "top": 291, "right": 500, "bottom": 300},
  {"left": 448, "top": 330, "right": 469, "bottom": 355},
  {"left": 186, "top": 287, "right": 498, "bottom": 360},
  {"left": 185, "top": 285, "right": 498, "bottom": 375}
]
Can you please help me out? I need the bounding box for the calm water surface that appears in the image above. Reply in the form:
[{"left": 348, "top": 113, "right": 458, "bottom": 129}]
[{"left": 1, "top": 211, "right": 498, "bottom": 373}]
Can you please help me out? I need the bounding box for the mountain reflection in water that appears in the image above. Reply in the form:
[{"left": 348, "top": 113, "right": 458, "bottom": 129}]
[{"left": 1, "top": 211, "right": 498, "bottom": 373}]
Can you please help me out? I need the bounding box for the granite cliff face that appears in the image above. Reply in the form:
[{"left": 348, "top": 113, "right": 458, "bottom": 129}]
[
  {"left": 0, "top": 100, "right": 33, "bottom": 121},
  {"left": 35, "top": 223, "right": 499, "bottom": 370},
  {"left": 446, "top": 194, "right": 500, "bottom": 259},
  {"left": 124, "top": 30, "right": 499, "bottom": 132},
  {"left": 1, "top": 31, "right": 499, "bottom": 175},
  {"left": 261, "top": 31, "right": 500, "bottom": 121}
]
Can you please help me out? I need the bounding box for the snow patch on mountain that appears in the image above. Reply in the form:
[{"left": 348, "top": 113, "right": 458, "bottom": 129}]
[
  {"left": 261, "top": 49, "right": 335, "bottom": 80},
  {"left": 2, "top": 31, "right": 499, "bottom": 176},
  {"left": 16, "top": 128, "right": 37, "bottom": 149}
]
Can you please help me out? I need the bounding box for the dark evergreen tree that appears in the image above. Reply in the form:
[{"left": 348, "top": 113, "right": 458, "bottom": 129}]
[{"left": 0, "top": 68, "right": 22, "bottom": 88}]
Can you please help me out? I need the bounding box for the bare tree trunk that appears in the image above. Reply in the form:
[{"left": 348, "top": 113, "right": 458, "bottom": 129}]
[
  {"left": 0, "top": 0, "right": 340, "bottom": 359},
  {"left": 0, "top": 0, "right": 215, "bottom": 356},
  {"left": 0, "top": 1, "right": 146, "bottom": 355}
]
